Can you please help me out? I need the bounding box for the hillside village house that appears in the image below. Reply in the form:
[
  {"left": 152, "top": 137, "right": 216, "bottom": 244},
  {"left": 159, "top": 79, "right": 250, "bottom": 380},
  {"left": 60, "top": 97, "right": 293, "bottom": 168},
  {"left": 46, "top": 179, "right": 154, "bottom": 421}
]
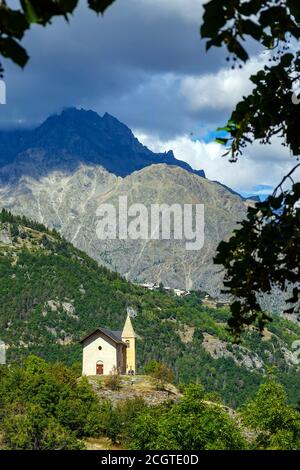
[{"left": 80, "top": 313, "right": 136, "bottom": 376}]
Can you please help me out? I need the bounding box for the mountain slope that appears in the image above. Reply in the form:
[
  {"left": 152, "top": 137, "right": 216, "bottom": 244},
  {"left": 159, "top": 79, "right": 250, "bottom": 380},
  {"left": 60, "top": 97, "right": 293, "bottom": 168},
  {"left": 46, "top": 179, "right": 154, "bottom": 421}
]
[
  {"left": 0, "top": 108, "right": 260, "bottom": 297},
  {"left": 0, "top": 108, "right": 205, "bottom": 179},
  {"left": 0, "top": 163, "right": 252, "bottom": 296},
  {"left": 1, "top": 210, "right": 300, "bottom": 408}
]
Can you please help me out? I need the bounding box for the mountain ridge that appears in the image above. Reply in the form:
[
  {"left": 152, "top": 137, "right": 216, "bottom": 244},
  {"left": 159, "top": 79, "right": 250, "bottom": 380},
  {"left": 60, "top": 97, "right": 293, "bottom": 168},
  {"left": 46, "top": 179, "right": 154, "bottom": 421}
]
[
  {"left": 0, "top": 108, "right": 263, "bottom": 298},
  {"left": 0, "top": 162, "right": 253, "bottom": 296},
  {"left": 0, "top": 107, "right": 206, "bottom": 180}
]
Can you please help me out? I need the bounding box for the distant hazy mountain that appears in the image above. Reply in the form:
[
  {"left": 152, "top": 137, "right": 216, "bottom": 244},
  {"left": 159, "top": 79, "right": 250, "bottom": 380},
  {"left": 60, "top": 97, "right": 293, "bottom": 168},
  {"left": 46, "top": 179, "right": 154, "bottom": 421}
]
[{"left": 0, "top": 108, "right": 205, "bottom": 179}]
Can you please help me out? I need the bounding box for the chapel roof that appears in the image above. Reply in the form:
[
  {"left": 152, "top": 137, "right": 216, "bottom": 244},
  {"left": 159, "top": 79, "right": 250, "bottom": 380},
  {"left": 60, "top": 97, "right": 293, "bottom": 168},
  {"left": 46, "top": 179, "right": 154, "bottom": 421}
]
[{"left": 79, "top": 327, "right": 127, "bottom": 345}]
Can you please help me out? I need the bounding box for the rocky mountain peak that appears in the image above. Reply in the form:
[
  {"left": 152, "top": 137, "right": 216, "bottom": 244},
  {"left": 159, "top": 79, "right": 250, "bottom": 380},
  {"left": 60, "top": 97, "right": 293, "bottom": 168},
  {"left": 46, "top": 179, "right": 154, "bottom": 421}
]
[{"left": 0, "top": 108, "right": 206, "bottom": 179}]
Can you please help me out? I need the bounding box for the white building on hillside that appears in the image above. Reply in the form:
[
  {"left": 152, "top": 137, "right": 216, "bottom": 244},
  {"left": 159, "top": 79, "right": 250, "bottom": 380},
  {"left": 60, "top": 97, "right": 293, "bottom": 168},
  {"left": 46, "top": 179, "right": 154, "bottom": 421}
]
[{"left": 80, "top": 314, "right": 136, "bottom": 376}]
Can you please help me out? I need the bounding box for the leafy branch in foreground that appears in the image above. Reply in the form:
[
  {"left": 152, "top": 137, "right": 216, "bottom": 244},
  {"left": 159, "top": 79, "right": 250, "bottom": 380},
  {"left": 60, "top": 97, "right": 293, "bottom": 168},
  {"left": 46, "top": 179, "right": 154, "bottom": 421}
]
[
  {"left": 201, "top": 0, "right": 300, "bottom": 160},
  {"left": 201, "top": 1, "right": 300, "bottom": 331},
  {"left": 215, "top": 164, "right": 300, "bottom": 336},
  {"left": 0, "top": 0, "right": 116, "bottom": 69}
]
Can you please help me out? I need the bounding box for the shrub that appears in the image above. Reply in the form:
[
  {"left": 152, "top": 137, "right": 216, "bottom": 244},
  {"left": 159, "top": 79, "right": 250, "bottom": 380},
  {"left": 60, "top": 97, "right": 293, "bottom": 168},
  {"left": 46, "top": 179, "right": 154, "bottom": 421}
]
[
  {"left": 145, "top": 360, "right": 174, "bottom": 390},
  {"left": 104, "top": 372, "right": 122, "bottom": 391}
]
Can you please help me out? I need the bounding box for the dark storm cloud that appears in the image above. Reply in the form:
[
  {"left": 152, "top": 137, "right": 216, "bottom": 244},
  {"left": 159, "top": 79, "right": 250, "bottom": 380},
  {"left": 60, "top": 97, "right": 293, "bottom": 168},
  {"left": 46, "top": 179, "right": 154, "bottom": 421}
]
[{"left": 0, "top": 0, "right": 226, "bottom": 137}]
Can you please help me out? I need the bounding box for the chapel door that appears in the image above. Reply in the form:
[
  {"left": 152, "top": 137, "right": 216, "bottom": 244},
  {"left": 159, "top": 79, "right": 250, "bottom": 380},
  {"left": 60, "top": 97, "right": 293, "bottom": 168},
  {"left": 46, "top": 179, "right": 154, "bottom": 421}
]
[{"left": 96, "top": 362, "right": 103, "bottom": 375}]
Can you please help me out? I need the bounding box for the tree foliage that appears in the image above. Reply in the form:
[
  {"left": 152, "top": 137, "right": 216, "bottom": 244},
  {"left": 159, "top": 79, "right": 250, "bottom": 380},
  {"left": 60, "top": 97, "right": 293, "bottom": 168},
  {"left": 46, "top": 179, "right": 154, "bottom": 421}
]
[
  {"left": 241, "top": 378, "right": 300, "bottom": 449},
  {"left": 144, "top": 360, "right": 174, "bottom": 390},
  {"left": 215, "top": 170, "right": 300, "bottom": 335},
  {"left": 201, "top": 0, "right": 300, "bottom": 158},
  {"left": 0, "top": 0, "right": 116, "bottom": 73},
  {"left": 129, "top": 384, "right": 247, "bottom": 450},
  {"left": 201, "top": 1, "right": 300, "bottom": 332},
  {"left": 0, "top": 355, "right": 103, "bottom": 449},
  {"left": 2, "top": 356, "right": 300, "bottom": 450}
]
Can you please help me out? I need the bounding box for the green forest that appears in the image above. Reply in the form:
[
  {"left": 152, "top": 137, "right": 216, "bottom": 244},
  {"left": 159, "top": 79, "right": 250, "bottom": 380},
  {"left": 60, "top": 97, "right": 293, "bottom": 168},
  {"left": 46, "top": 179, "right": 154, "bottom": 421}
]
[
  {"left": 1, "top": 355, "right": 300, "bottom": 450},
  {"left": 1, "top": 209, "right": 300, "bottom": 409}
]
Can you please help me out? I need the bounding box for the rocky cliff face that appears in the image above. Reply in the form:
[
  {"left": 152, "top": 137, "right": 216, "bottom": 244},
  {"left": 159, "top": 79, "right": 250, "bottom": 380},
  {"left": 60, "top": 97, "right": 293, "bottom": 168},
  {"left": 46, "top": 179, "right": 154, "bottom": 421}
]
[
  {"left": 0, "top": 107, "right": 259, "bottom": 295},
  {"left": 0, "top": 162, "right": 250, "bottom": 295},
  {"left": 0, "top": 108, "right": 205, "bottom": 179}
]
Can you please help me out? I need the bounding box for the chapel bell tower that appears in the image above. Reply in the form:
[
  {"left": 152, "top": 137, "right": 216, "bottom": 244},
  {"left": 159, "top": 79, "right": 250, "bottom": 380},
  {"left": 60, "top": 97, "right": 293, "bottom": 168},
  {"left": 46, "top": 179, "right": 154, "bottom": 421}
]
[{"left": 121, "top": 313, "right": 136, "bottom": 374}]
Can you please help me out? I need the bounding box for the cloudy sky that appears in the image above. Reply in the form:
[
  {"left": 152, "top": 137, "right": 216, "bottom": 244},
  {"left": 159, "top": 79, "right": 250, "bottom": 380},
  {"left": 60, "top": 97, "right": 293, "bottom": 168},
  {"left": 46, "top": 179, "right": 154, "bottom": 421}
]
[{"left": 0, "top": 0, "right": 297, "bottom": 196}]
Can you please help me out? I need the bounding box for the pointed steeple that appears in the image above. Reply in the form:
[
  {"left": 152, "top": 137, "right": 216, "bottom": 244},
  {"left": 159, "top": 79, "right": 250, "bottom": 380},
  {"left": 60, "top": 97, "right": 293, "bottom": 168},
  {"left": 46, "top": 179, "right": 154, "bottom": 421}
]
[{"left": 122, "top": 313, "right": 136, "bottom": 338}]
